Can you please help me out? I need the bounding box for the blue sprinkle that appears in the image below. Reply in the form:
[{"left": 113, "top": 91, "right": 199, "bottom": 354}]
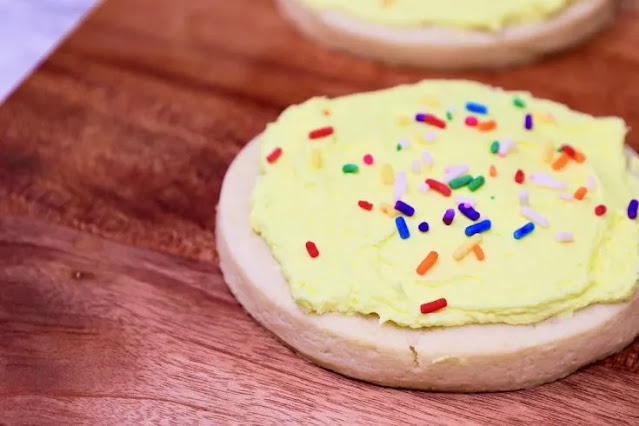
[
  {"left": 514, "top": 222, "right": 535, "bottom": 240},
  {"left": 415, "top": 113, "right": 426, "bottom": 122},
  {"left": 418, "top": 221, "right": 430, "bottom": 233},
  {"left": 396, "top": 216, "right": 410, "bottom": 240},
  {"left": 465, "top": 102, "right": 488, "bottom": 115},
  {"left": 395, "top": 200, "right": 415, "bottom": 217},
  {"left": 458, "top": 203, "right": 480, "bottom": 221},
  {"left": 465, "top": 219, "right": 492, "bottom": 236},
  {"left": 524, "top": 113, "right": 533, "bottom": 130},
  {"left": 628, "top": 199, "right": 638, "bottom": 219}
]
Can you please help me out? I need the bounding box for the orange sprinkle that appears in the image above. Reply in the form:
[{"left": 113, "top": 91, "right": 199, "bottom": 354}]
[
  {"left": 380, "top": 203, "right": 398, "bottom": 217},
  {"left": 322, "top": 109, "right": 331, "bottom": 116},
  {"left": 552, "top": 152, "right": 570, "bottom": 171},
  {"left": 473, "top": 245, "right": 485, "bottom": 261},
  {"left": 489, "top": 164, "right": 497, "bottom": 177},
  {"left": 477, "top": 120, "right": 497, "bottom": 132},
  {"left": 416, "top": 251, "right": 439, "bottom": 276},
  {"left": 574, "top": 186, "right": 588, "bottom": 200},
  {"left": 574, "top": 150, "right": 586, "bottom": 163}
]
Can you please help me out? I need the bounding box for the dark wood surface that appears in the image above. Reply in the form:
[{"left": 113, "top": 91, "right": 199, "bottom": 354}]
[{"left": 1, "top": 0, "right": 639, "bottom": 424}]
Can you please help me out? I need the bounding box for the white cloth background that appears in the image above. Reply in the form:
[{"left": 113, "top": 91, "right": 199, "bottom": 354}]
[{"left": 0, "top": 0, "right": 99, "bottom": 103}]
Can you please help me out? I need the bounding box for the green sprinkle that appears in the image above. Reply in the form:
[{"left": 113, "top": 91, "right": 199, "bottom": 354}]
[
  {"left": 513, "top": 97, "right": 526, "bottom": 108},
  {"left": 446, "top": 110, "right": 453, "bottom": 121},
  {"left": 490, "top": 141, "right": 499, "bottom": 154},
  {"left": 396, "top": 143, "right": 402, "bottom": 151},
  {"left": 490, "top": 195, "right": 495, "bottom": 200},
  {"left": 468, "top": 176, "right": 485, "bottom": 192},
  {"left": 342, "top": 163, "right": 359, "bottom": 174},
  {"left": 557, "top": 146, "right": 563, "bottom": 152},
  {"left": 448, "top": 175, "right": 473, "bottom": 189}
]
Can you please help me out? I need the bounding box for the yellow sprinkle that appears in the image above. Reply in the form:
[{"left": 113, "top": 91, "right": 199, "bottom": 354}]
[
  {"left": 398, "top": 115, "right": 410, "bottom": 127},
  {"left": 381, "top": 163, "right": 395, "bottom": 185},
  {"left": 533, "top": 111, "right": 555, "bottom": 124},
  {"left": 310, "top": 149, "right": 322, "bottom": 169},
  {"left": 542, "top": 141, "right": 554, "bottom": 164},
  {"left": 380, "top": 203, "right": 398, "bottom": 217},
  {"left": 420, "top": 96, "right": 440, "bottom": 107},
  {"left": 453, "top": 234, "right": 483, "bottom": 261}
]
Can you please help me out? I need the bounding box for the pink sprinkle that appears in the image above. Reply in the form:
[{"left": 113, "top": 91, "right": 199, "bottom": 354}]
[
  {"left": 465, "top": 116, "right": 478, "bottom": 127},
  {"left": 363, "top": 154, "right": 374, "bottom": 165}
]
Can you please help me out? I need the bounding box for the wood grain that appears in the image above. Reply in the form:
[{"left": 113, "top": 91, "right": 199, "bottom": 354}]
[{"left": 1, "top": 0, "right": 639, "bottom": 423}]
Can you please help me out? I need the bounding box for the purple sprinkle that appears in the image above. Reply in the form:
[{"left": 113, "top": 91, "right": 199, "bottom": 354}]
[
  {"left": 458, "top": 203, "right": 480, "bottom": 221},
  {"left": 524, "top": 113, "right": 533, "bottom": 130},
  {"left": 628, "top": 199, "right": 638, "bottom": 219},
  {"left": 394, "top": 200, "right": 415, "bottom": 217},
  {"left": 415, "top": 113, "right": 426, "bottom": 122},
  {"left": 418, "top": 221, "right": 430, "bottom": 233},
  {"left": 443, "top": 209, "right": 455, "bottom": 226}
]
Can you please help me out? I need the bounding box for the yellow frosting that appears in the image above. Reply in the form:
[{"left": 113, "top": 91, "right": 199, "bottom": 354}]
[
  {"left": 250, "top": 80, "right": 639, "bottom": 328},
  {"left": 298, "top": 0, "right": 577, "bottom": 30}
]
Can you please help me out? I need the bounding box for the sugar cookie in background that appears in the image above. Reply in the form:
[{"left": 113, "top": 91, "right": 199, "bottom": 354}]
[
  {"left": 217, "top": 80, "right": 639, "bottom": 391},
  {"left": 276, "top": 0, "right": 616, "bottom": 69}
]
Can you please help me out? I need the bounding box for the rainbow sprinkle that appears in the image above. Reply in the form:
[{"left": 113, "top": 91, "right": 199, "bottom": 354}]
[
  {"left": 453, "top": 234, "right": 483, "bottom": 261},
  {"left": 468, "top": 176, "right": 485, "bottom": 192},
  {"left": 418, "top": 221, "right": 430, "bottom": 232},
  {"left": 395, "top": 216, "right": 410, "bottom": 239},
  {"left": 524, "top": 113, "right": 533, "bottom": 130},
  {"left": 458, "top": 203, "right": 480, "bottom": 221},
  {"left": 466, "top": 101, "right": 488, "bottom": 115},
  {"left": 465, "top": 219, "right": 491, "bottom": 236},
  {"left": 514, "top": 222, "right": 535, "bottom": 240},
  {"left": 449, "top": 175, "right": 473, "bottom": 189},
  {"left": 395, "top": 200, "right": 415, "bottom": 217},
  {"left": 443, "top": 209, "right": 455, "bottom": 225},
  {"left": 629, "top": 199, "right": 639, "bottom": 219},
  {"left": 342, "top": 163, "right": 359, "bottom": 174}
]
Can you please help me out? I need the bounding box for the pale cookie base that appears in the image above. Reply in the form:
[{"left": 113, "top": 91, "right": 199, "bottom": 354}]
[
  {"left": 276, "top": 0, "right": 615, "bottom": 69},
  {"left": 216, "top": 137, "right": 639, "bottom": 392}
]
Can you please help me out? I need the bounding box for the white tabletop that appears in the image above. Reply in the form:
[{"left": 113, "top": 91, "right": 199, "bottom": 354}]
[{"left": 0, "top": 0, "right": 99, "bottom": 104}]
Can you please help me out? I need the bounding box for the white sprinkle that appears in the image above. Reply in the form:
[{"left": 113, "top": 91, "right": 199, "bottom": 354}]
[
  {"left": 520, "top": 206, "right": 549, "bottom": 227},
  {"left": 519, "top": 189, "right": 529, "bottom": 206},
  {"left": 455, "top": 195, "right": 476, "bottom": 207},
  {"left": 424, "top": 131, "right": 438, "bottom": 142},
  {"left": 418, "top": 182, "right": 430, "bottom": 192},
  {"left": 447, "top": 106, "right": 456, "bottom": 114},
  {"left": 398, "top": 139, "right": 410, "bottom": 150},
  {"left": 556, "top": 232, "right": 574, "bottom": 243},
  {"left": 393, "top": 184, "right": 405, "bottom": 201},
  {"left": 396, "top": 171, "right": 407, "bottom": 186},
  {"left": 586, "top": 175, "right": 596, "bottom": 191},
  {"left": 411, "top": 160, "right": 421, "bottom": 174},
  {"left": 559, "top": 192, "right": 573, "bottom": 201},
  {"left": 443, "top": 165, "right": 470, "bottom": 183},
  {"left": 530, "top": 173, "right": 566, "bottom": 190},
  {"left": 498, "top": 139, "right": 517, "bottom": 157},
  {"left": 422, "top": 151, "right": 433, "bottom": 167}
]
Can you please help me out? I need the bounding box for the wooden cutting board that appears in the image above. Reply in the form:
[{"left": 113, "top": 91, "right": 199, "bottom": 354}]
[{"left": 1, "top": 0, "right": 638, "bottom": 424}]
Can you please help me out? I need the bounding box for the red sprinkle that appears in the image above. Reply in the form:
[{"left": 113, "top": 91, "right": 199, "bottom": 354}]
[
  {"left": 363, "top": 154, "right": 374, "bottom": 165},
  {"left": 266, "top": 147, "right": 283, "bottom": 164},
  {"left": 425, "top": 179, "right": 452, "bottom": 197},
  {"left": 595, "top": 204, "right": 607, "bottom": 216},
  {"left": 305, "top": 241, "right": 320, "bottom": 258},
  {"left": 561, "top": 144, "right": 576, "bottom": 158},
  {"left": 423, "top": 114, "right": 447, "bottom": 129},
  {"left": 464, "top": 116, "right": 478, "bottom": 127},
  {"left": 309, "top": 126, "right": 334, "bottom": 139},
  {"left": 358, "top": 200, "right": 373, "bottom": 211},
  {"left": 515, "top": 169, "right": 525, "bottom": 184},
  {"left": 420, "top": 298, "right": 448, "bottom": 314}
]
